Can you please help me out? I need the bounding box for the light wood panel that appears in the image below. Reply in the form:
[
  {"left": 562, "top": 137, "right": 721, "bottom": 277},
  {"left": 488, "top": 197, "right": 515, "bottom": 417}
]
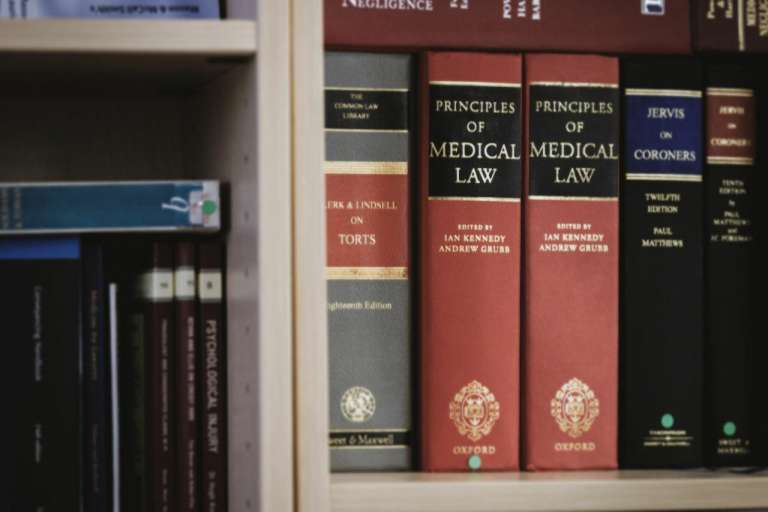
[
  {"left": 331, "top": 471, "right": 768, "bottom": 512},
  {"left": 291, "top": 1, "right": 331, "bottom": 512}
]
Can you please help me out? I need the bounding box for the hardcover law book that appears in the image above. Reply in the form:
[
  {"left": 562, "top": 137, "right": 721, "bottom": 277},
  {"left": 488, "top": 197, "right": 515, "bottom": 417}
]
[
  {"left": 0, "top": 0, "right": 219, "bottom": 18},
  {"left": 175, "top": 242, "right": 199, "bottom": 512},
  {"left": 705, "top": 64, "right": 757, "bottom": 467},
  {"left": 142, "top": 242, "right": 176, "bottom": 512},
  {"left": 620, "top": 59, "right": 705, "bottom": 468},
  {"left": 83, "top": 243, "right": 111, "bottom": 512},
  {"left": 0, "top": 180, "right": 221, "bottom": 234},
  {"left": 325, "top": 0, "right": 690, "bottom": 54},
  {"left": 523, "top": 54, "right": 620, "bottom": 470},
  {"left": 420, "top": 52, "right": 522, "bottom": 471},
  {"left": 1, "top": 237, "right": 82, "bottom": 512},
  {"left": 692, "top": 0, "right": 768, "bottom": 52},
  {"left": 325, "top": 52, "right": 413, "bottom": 471},
  {"left": 198, "top": 242, "right": 227, "bottom": 512}
]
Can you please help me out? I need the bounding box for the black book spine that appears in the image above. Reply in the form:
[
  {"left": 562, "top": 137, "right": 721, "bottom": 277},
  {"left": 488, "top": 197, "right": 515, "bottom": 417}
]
[
  {"left": 705, "top": 64, "right": 757, "bottom": 467},
  {"left": 620, "top": 59, "right": 705, "bottom": 468},
  {"left": 83, "top": 243, "right": 110, "bottom": 511}
]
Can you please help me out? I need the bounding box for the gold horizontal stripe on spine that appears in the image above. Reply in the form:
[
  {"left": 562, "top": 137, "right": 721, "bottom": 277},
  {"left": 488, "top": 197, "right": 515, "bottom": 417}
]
[
  {"left": 324, "top": 86, "right": 408, "bottom": 92},
  {"left": 325, "top": 128, "right": 408, "bottom": 134},
  {"left": 706, "top": 87, "right": 754, "bottom": 97},
  {"left": 330, "top": 428, "right": 410, "bottom": 433},
  {"left": 326, "top": 267, "right": 408, "bottom": 280},
  {"left": 429, "top": 80, "right": 522, "bottom": 88},
  {"left": 428, "top": 196, "right": 521, "bottom": 203},
  {"left": 624, "top": 88, "right": 702, "bottom": 98},
  {"left": 707, "top": 156, "right": 754, "bottom": 165},
  {"left": 625, "top": 173, "right": 703, "bottom": 182},
  {"left": 529, "top": 81, "right": 619, "bottom": 89},
  {"left": 324, "top": 161, "right": 408, "bottom": 175},
  {"left": 528, "top": 195, "right": 618, "bottom": 202},
  {"left": 330, "top": 445, "right": 409, "bottom": 450}
]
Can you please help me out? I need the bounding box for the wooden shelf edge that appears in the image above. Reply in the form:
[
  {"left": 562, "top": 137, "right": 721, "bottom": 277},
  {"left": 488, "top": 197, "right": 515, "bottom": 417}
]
[
  {"left": 0, "top": 19, "right": 256, "bottom": 56},
  {"left": 331, "top": 470, "right": 768, "bottom": 512}
]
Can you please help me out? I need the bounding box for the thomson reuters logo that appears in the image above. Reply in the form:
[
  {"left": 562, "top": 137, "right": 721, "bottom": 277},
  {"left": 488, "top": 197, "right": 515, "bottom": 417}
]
[{"left": 341, "top": 0, "right": 435, "bottom": 11}]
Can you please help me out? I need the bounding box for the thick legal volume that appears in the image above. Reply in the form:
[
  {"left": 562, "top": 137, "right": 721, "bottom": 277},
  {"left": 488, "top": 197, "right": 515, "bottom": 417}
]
[
  {"left": 420, "top": 52, "right": 522, "bottom": 472},
  {"left": 523, "top": 54, "right": 620, "bottom": 470},
  {"left": 142, "top": 243, "right": 176, "bottom": 512},
  {"left": 175, "top": 242, "right": 199, "bottom": 512},
  {"left": 198, "top": 242, "right": 227, "bottom": 512},
  {"left": 693, "top": 0, "right": 768, "bottom": 52},
  {"left": 83, "top": 243, "right": 112, "bottom": 512},
  {"left": 705, "top": 64, "right": 756, "bottom": 467},
  {"left": 325, "top": 0, "right": 690, "bottom": 54},
  {"left": 325, "top": 52, "right": 413, "bottom": 471},
  {"left": 2, "top": 237, "right": 82, "bottom": 512},
  {"left": 620, "top": 59, "right": 704, "bottom": 468}
]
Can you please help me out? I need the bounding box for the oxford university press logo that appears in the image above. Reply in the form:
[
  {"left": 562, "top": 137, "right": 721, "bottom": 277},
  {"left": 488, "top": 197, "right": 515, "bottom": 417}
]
[
  {"left": 551, "top": 378, "right": 600, "bottom": 438},
  {"left": 341, "top": 386, "right": 376, "bottom": 423},
  {"left": 449, "top": 380, "right": 500, "bottom": 442}
]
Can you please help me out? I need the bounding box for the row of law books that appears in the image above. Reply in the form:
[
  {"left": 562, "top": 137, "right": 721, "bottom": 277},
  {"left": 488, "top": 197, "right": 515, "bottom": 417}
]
[
  {"left": 325, "top": 0, "right": 768, "bottom": 54},
  {"left": 4, "top": 181, "right": 228, "bottom": 512},
  {"left": 324, "top": 51, "right": 766, "bottom": 472}
]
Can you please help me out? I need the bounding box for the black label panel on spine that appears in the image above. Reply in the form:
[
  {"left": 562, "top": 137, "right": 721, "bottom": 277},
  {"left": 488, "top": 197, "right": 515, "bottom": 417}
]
[
  {"left": 325, "top": 89, "right": 408, "bottom": 131},
  {"left": 428, "top": 83, "right": 522, "bottom": 199},
  {"left": 528, "top": 85, "right": 620, "bottom": 198}
]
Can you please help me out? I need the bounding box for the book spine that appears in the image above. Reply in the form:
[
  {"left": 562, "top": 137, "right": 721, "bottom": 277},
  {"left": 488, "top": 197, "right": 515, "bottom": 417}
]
[
  {"left": 0, "top": 0, "right": 220, "bottom": 18},
  {"left": 0, "top": 180, "right": 220, "bottom": 233},
  {"left": 705, "top": 65, "right": 757, "bottom": 467},
  {"left": 620, "top": 59, "right": 705, "bottom": 468},
  {"left": 325, "top": 0, "right": 690, "bottom": 53},
  {"left": 420, "top": 52, "right": 522, "bottom": 472},
  {"left": 198, "top": 242, "right": 227, "bottom": 512},
  {"left": 693, "top": 0, "right": 768, "bottom": 52},
  {"left": 108, "top": 283, "right": 122, "bottom": 512},
  {"left": 325, "top": 51, "right": 413, "bottom": 471},
  {"left": 83, "top": 243, "right": 111, "bottom": 512},
  {"left": 142, "top": 243, "right": 176, "bottom": 512},
  {"left": 175, "top": 242, "right": 199, "bottom": 511},
  {"left": 523, "top": 54, "right": 620, "bottom": 470}
]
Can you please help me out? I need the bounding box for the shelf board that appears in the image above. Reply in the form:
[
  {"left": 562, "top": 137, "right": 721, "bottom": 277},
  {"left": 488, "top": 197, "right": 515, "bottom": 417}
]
[
  {"left": 331, "top": 470, "right": 768, "bottom": 512},
  {"left": 0, "top": 19, "right": 257, "bottom": 92}
]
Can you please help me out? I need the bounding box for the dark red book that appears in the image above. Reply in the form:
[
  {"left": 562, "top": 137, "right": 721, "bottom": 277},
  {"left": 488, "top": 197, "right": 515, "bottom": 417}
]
[
  {"left": 198, "top": 243, "right": 227, "bottom": 512},
  {"left": 175, "top": 242, "right": 198, "bottom": 512},
  {"left": 420, "top": 52, "right": 523, "bottom": 472},
  {"left": 142, "top": 242, "right": 176, "bottom": 512},
  {"left": 693, "top": 0, "right": 768, "bottom": 52},
  {"left": 325, "top": 0, "right": 690, "bottom": 54},
  {"left": 522, "top": 54, "right": 620, "bottom": 470}
]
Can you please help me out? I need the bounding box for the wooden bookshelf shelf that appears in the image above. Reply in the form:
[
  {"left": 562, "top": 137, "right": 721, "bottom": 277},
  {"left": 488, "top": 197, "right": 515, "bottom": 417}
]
[{"left": 331, "top": 471, "right": 768, "bottom": 512}]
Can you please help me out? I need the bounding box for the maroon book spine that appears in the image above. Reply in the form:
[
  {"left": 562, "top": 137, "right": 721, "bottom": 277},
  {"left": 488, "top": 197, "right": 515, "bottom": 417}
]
[
  {"left": 142, "top": 243, "right": 176, "bottom": 512},
  {"left": 325, "top": 0, "right": 690, "bottom": 54},
  {"left": 693, "top": 0, "right": 768, "bottom": 52},
  {"left": 198, "top": 243, "right": 227, "bottom": 512},
  {"left": 175, "top": 242, "right": 199, "bottom": 512}
]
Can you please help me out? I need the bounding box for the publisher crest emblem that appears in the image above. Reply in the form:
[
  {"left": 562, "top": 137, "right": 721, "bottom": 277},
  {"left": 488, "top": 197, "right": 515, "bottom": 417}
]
[
  {"left": 341, "top": 386, "right": 376, "bottom": 423},
  {"left": 449, "top": 380, "right": 501, "bottom": 442},
  {"left": 551, "top": 378, "right": 600, "bottom": 438}
]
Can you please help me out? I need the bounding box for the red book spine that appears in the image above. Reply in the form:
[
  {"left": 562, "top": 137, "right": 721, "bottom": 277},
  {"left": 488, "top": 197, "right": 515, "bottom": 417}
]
[
  {"left": 325, "top": 0, "right": 690, "bottom": 54},
  {"left": 198, "top": 243, "right": 227, "bottom": 512},
  {"left": 420, "top": 52, "right": 522, "bottom": 471},
  {"left": 523, "top": 54, "right": 619, "bottom": 470},
  {"left": 142, "top": 242, "right": 176, "bottom": 511},
  {"left": 175, "top": 242, "right": 198, "bottom": 512}
]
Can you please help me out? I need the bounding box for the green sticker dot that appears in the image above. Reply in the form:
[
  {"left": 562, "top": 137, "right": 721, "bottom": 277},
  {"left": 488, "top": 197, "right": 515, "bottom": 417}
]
[
  {"left": 468, "top": 455, "right": 482, "bottom": 471},
  {"left": 661, "top": 414, "right": 675, "bottom": 429},
  {"left": 724, "top": 421, "right": 737, "bottom": 437},
  {"left": 202, "top": 200, "right": 218, "bottom": 216}
]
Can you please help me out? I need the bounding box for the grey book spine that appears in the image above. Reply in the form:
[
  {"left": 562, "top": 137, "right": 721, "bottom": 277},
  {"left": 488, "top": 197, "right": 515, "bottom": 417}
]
[{"left": 325, "top": 51, "right": 413, "bottom": 471}]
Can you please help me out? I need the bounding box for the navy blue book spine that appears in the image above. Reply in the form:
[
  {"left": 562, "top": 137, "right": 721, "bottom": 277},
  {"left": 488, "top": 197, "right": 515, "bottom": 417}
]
[{"left": 83, "top": 243, "right": 110, "bottom": 512}]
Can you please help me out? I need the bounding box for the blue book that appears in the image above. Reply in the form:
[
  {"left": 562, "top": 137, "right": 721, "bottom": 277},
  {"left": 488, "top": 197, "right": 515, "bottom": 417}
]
[
  {"left": 0, "top": 0, "right": 219, "bottom": 18},
  {"left": 0, "top": 180, "right": 221, "bottom": 234}
]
